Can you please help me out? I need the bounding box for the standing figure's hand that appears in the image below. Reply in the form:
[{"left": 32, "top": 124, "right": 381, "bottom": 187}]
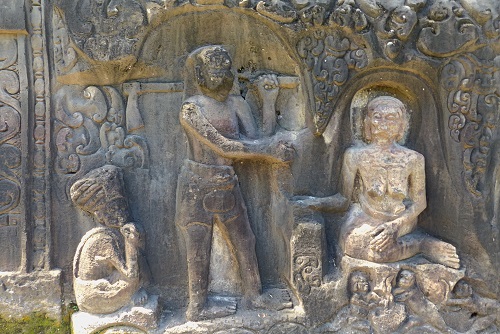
[{"left": 255, "top": 74, "right": 279, "bottom": 104}]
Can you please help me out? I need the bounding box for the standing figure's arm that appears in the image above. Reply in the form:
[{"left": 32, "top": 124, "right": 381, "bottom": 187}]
[
  {"left": 235, "top": 99, "right": 259, "bottom": 139},
  {"left": 180, "top": 102, "right": 293, "bottom": 163}
]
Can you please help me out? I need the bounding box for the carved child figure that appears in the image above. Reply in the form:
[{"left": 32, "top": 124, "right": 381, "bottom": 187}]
[
  {"left": 322, "top": 271, "right": 380, "bottom": 333},
  {"left": 443, "top": 280, "right": 500, "bottom": 333},
  {"left": 177, "top": 45, "right": 293, "bottom": 321},
  {"left": 339, "top": 96, "right": 460, "bottom": 268},
  {"left": 71, "top": 165, "right": 148, "bottom": 314},
  {"left": 393, "top": 269, "right": 454, "bottom": 333}
]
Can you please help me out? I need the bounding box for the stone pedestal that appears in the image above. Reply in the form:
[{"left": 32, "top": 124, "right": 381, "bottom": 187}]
[{"left": 71, "top": 295, "right": 160, "bottom": 334}]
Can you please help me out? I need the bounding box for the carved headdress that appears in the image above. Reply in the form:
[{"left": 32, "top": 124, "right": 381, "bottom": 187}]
[{"left": 70, "top": 165, "right": 131, "bottom": 227}]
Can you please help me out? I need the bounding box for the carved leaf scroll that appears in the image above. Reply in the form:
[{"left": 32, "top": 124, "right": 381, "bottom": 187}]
[
  {"left": 297, "top": 31, "right": 367, "bottom": 133},
  {"left": 54, "top": 85, "right": 149, "bottom": 176},
  {"left": 440, "top": 55, "right": 500, "bottom": 197}
]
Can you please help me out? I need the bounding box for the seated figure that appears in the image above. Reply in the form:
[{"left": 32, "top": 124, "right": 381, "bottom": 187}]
[
  {"left": 71, "top": 165, "right": 148, "bottom": 314},
  {"left": 339, "top": 96, "right": 460, "bottom": 268}
]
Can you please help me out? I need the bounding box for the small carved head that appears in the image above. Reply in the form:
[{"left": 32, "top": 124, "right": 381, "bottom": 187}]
[
  {"left": 452, "top": 280, "right": 473, "bottom": 299},
  {"left": 364, "top": 96, "right": 408, "bottom": 143},
  {"left": 70, "top": 165, "right": 131, "bottom": 228},
  {"left": 349, "top": 271, "right": 370, "bottom": 295},
  {"left": 191, "top": 46, "right": 234, "bottom": 98},
  {"left": 396, "top": 269, "right": 416, "bottom": 290}
]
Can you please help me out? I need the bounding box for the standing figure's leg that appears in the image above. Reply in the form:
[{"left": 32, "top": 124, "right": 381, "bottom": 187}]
[
  {"left": 218, "top": 210, "right": 261, "bottom": 301},
  {"left": 219, "top": 187, "right": 292, "bottom": 310},
  {"left": 181, "top": 222, "right": 213, "bottom": 321}
]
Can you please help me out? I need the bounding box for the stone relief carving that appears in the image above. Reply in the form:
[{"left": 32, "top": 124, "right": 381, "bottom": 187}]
[
  {"left": 338, "top": 97, "right": 460, "bottom": 268},
  {"left": 297, "top": 32, "right": 368, "bottom": 133},
  {"left": 55, "top": 0, "right": 147, "bottom": 62},
  {"left": 0, "top": 38, "right": 21, "bottom": 230},
  {"left": 5, "top": 0, "right": 498, "bottom": 331},
  {"left": 177, "top": 45, "right": 294, "bottom": 321},
  {"left": 70, "top": 165, "right": 159, "bottom": 332},
  {"left": 440, "top": 54, "right": 500, "bottom": 197},
  {"left": 54, "top": 85, "right": 149, "bottom": 196},
  {"left": 52, "top": 8, "right": 79, "bottom": 77}
]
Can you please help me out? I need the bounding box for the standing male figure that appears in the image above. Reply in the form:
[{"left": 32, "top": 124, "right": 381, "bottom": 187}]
[{"left": 176, "top": 45, "right": 293, "bottom": 321}]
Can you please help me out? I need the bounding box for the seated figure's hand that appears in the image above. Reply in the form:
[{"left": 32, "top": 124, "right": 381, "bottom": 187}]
[
  {"left": 120, "top": 223, "right": 142, "bottom": 248},
  {"left": 255, "top": 74, "right": 279, "bottom": 103},
  {"left": 369, "top": 222, "right": 397, "bottom": 252}
]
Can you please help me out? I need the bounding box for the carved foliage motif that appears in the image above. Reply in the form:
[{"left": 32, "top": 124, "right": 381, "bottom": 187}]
[
  {"left": 56, "top": 0, "right": 147, "bottom": 61},
  {"left": 54, "top": 85, "right": 149, "bottom": 178},
  {"left": 297, "top": 31, "right": 368, "bottom": 133},
  {"left": 0, "top": 38, "right": 21, "bottom": 223},
  {"left": 417, "top": 0, "right": 479, "bottom": 58},
  {"left": 52, "top": 8, "right": 78, "bottom": 76},
  {"left": 440, "top": 54, "right": 500, "bottom": 197},
  {"left": 292, "top": 254, "right": 321, "bottom": 295}
]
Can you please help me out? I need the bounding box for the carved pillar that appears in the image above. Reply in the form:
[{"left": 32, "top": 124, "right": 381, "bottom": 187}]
[{"left": 0, "top": 0, "right": 62, "bottom": 320}]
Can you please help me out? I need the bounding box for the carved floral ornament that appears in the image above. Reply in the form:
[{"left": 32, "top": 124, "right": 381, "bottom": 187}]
[
  {"left": 0, "top": 38, "right": 21, "bottom": 218},
  {"left": 53, "top": 85, "right": 149, "bottom": 197}
]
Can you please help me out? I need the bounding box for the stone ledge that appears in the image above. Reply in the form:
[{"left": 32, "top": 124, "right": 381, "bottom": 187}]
[{"left": 0, "top": 270, "right": 62, "bottom": 320}]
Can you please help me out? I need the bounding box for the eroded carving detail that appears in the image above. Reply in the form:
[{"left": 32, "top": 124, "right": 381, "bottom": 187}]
[
  {"left": 338, "top": 96, "right": 460, "bottom": 268},
  {"left": 297, "top": 32, "right": 368, "bottom": 133},
  {"left": 71, "top": 165, "right": 155, "bottom": 317},
  {"left": 177, "top": 45, "right": 294, "bottom": 321},
  {"left": 55, "top": 0, "right": 147, "bottom": 61},
  {"left": 30, "top": 0, "right": 51, "bottom": 270},
  {"left": 54, "top": 85, "right": 149, "bottom": 194},
  {"left": 417, "top": 0, "right": 479, "bottom": 57},
  {"left": 52, "top": 8, "right": 78, "bottom": 76},
  {"left": 0, "top": 39, "right": 21, "bottom": 233},
  {"left": 440, "top": 55, "right": 500, "bottom": 197}
]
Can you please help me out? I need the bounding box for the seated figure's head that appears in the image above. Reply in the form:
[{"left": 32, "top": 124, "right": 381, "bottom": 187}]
[
  {"left": 349, "top": 271, "right": 370, "bottom": 295},
  {"left": 364, "top": 96, "right": 407, "bottom": 143},
  {"left": 188, "top": 45, "right": 234, "bottom": 100},
  {"left": 70, "top": 165, "right": 131, "bottom": 228}
]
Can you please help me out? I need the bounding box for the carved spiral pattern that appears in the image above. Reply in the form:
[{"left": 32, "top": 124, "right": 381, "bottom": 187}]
[{"left": 297, "top": 32, "right": 367, "bottom": 133}]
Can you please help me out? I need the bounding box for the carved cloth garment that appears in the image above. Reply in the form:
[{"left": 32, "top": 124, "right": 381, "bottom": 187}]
[{"left": 175, "top": 159, "right": 249, "bottom": 227}]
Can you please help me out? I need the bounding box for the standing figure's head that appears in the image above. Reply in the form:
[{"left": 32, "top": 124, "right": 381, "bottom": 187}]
[
  {"left": 70, "top": 165, "right": 131, "bottom": 228},
  {"left": 349, "top": 271, "right": 371, "bottom": 295},
  {"left": 364, "top": 96, "right": 407, "bottom": 144},
  {"left": 188, "top": 45, "right": 234, "bottom": 101},
  {"left": 396, "top": 269, "right": 416, "bottom": 290}
]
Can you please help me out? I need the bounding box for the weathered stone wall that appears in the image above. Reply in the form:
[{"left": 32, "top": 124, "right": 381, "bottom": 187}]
[{"left": 0, "top": 0, "right": 498, "bottom": 333}]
